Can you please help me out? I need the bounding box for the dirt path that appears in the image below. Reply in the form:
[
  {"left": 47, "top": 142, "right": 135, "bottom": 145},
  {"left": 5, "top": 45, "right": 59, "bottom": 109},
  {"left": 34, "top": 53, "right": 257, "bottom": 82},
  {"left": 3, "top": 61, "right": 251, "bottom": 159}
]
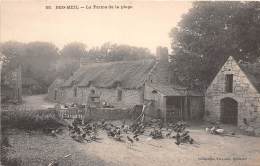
[
  {"left": 22, "top": 94, "right": 56, "bottom": 110},
  {"left": 4, "top": 126, "right": 260, "bottom": 166},
  {"left": 81, "top": 128, "right": 260, "bottom": 166}
]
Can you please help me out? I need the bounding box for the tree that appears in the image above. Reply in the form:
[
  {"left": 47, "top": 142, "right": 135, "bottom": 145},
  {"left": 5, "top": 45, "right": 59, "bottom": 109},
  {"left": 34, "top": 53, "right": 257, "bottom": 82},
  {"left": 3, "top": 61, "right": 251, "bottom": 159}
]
[
  {"left": 169, "top": 1, "right": 260, "bottom": 88},
  {"left": 86, "top": 42, "right": 154, "bottom": 62},
  {"left": 23, "top": 42, "right": 59, "bottom": 88},
  {"left": 0, "top": 41, "right": 59, "bottom": 93},
  {"left": 60, "top": 42, "right": 87, "bottom": 61},
  {"left": 0, "top": 41, "right": 154, "bottom": 94},
  {"left": 57, "top": 42, "right": 88, "bottom": 81},
  {"left": 0, "top": 41, "right": 26, "bottom": 72}
]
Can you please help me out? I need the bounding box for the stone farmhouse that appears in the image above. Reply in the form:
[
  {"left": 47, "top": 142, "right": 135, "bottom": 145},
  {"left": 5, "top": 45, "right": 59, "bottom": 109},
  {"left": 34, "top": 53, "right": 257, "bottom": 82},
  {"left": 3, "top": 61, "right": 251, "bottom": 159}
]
[
  {"left": 48, "top": 47, "right": 204, "bottom": 122},
  {"left": 205, "top": 56, "right": 260, "bottom": 135},
  {"left": 58, "top": 59, "right": 154, "bottom": 108}
]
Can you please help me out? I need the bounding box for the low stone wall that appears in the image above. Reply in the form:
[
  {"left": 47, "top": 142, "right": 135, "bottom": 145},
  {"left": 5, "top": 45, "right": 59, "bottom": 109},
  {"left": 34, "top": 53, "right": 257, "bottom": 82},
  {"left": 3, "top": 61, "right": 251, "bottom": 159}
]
[{"left": 58, "top": 106, "right": 152, "bottom": 122}]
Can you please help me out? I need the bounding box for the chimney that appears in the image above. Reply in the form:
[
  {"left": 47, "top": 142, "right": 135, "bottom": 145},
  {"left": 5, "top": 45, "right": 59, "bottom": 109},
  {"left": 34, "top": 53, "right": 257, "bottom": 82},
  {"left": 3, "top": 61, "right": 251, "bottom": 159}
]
[{"left": 156, "top": 46, "right": 169, "bottom": 62}]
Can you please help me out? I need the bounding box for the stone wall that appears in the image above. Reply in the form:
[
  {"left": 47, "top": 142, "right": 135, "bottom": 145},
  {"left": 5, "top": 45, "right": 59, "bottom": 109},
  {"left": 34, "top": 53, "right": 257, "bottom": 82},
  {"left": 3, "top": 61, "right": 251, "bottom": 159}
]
[
  {"left": 60, "top": 86, "right": 80, "bottom": 104},
  {"left": 59, "top": 86, "right": 143, "bottom": 109},
  {"left": 205, "top": 56, "right": 260, "bottom": 135},
  {"left": 97, "top": 87, "right": 143, "bottom": 108},
  {"left": 47, "top": 87, "right": 55, "bottom": 101},
  {"left": 144, "top": 85, "right": 164, "bottom": 118},
  {"left": 47, "top": 87, "right": 62, "bottom": 103}
]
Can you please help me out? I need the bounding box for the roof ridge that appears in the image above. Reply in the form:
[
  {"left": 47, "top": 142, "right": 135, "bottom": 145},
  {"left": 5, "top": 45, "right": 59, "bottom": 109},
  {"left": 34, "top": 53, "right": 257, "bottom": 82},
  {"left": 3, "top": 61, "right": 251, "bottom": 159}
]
[{"left": 61, "top": 59, "right": 156, "bottom": 89}]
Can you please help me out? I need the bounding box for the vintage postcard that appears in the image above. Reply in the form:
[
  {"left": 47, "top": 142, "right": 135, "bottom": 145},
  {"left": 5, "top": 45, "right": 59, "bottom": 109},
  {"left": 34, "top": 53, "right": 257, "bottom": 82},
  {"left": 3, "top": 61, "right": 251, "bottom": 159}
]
[{"left": 0, "top": 0, "right": 260, "bottom": 166}]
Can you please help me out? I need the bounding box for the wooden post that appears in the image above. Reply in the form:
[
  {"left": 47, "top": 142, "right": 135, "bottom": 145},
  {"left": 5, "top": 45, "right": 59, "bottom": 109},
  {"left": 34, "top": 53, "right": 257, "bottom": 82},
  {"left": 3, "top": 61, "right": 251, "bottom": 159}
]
[
  {"left": 15, "top": 65, "right": 22, "bottom": 103},
  {"left": 181, "top": 98, "right": 183, "bottom": 120},
  {"left": 162, "top": 96, "right": 167, "bottom": 124},
  {"left": 184, "top": 96, "right": 188, "bottom": 121},
  {"left": 0, "top": 61, "right": 2, "bottom": 140},
  {"left": 184, "top": 88, "right": 190, "bottom": 121}
]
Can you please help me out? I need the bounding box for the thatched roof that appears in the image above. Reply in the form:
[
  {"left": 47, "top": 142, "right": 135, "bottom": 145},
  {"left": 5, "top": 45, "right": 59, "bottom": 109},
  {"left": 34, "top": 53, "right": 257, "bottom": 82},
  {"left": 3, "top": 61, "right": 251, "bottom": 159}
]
[
  {"left": 48, "top": 78, "right": 65, "bottom": 90},
  {"left": 61, "top": 60, "right": 155, "bottom": 89},
  {"left": 240, "top": 63, "right": 260, "bottom": 93}
]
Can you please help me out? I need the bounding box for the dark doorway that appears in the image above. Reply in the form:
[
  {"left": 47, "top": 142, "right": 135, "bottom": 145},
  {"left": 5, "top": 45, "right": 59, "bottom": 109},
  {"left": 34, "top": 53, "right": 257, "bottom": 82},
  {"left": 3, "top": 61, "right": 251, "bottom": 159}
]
[
  {"left": 54, "top": 90, "right": 58, "bottom": 100},
  {"left": 166, "top": 96, "right": 186, "bottom": 122},
  {"left": 220, "top": 97, "right": 238, "bottom": 125}
]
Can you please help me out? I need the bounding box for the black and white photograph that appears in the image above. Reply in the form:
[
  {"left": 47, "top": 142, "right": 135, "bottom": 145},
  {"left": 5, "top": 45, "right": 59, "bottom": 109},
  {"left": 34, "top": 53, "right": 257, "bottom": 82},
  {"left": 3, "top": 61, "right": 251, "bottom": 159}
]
[{"left": 0, "top": 0, "right": 260, "bottom": 166}]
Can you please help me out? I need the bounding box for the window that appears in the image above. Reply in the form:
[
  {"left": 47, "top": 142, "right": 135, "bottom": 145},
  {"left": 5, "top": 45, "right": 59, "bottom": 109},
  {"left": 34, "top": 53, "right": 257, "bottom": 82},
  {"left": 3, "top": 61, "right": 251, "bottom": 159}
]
[
  {"left": 54, "top": 90, "right": 58, "bottom": 100},
  {"left": 117, "top": 89, "right": 122, "bottom": 101},
  {"left": 91, "top": 89, "right": 95, "bottom": 94},
  {"left": 152, "top": 90, "right": 158, "bottom": 94},
  {"left": 225, "top": 74, "right": 233, "bottom": 93},
  {"left": 74, "top": 87, "right": 77, "bottom": 97},
  {"left": 91, "top": 97, "right": 95, "bottom": 102}
]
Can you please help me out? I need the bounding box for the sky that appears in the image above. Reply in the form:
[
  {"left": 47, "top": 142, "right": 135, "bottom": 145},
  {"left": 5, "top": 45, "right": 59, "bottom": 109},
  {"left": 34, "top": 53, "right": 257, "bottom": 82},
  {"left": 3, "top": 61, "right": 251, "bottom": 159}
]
[{"left": 0, "top": 0, "right": 192, "bottom": 53}]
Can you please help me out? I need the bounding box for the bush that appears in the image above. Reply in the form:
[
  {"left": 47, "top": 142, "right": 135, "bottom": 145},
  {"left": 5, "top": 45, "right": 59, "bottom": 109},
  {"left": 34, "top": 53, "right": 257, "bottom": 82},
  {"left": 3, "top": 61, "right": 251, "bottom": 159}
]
[
  {"left": 1, "top": 109, "right": 65, "bottom": 130},
  {"left": 1, "top": 146, "right": 22, "bottom": 166},
  {"left": 1, "top": 131, "right": 21, "bottom": 166}
]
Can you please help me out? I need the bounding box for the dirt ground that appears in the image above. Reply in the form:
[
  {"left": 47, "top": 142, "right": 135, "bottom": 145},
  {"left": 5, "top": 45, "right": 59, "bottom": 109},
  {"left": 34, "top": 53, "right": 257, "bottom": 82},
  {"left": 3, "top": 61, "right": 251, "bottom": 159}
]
[
  {"left": 4, "top": 129, "right": 111, "bottom": 166},
  {"left": 22, "top": 94, "right": 55, "bottom": 110},
  {"left": 5, "top": 95, "right": 260, "bottom": 166},
  {"left": 82, "top": 125, "right": 260, "bottom": 166},
  {"left": 4, "top": 123, "right": 260, "bottom": 166}
]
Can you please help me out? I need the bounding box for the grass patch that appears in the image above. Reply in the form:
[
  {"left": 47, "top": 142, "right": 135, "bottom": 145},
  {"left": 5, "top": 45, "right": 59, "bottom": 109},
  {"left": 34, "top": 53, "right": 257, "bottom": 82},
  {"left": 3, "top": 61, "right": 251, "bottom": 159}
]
[
  {"left": 1, "top": 109, "right": 65, "bottom": 130},
  {"left": 1, "top": 129, "right": 110, "bottom": 166}
]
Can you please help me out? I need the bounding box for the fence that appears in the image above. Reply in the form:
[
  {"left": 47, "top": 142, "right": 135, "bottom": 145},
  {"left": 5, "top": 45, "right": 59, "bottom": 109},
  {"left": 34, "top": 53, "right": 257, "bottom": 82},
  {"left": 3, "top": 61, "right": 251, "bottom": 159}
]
[
  {"left": 58, "top": 108, "right": 85, "bottom": 119},
  {"left": 57, "top": 107, "right": 136, "bottom": 121}
]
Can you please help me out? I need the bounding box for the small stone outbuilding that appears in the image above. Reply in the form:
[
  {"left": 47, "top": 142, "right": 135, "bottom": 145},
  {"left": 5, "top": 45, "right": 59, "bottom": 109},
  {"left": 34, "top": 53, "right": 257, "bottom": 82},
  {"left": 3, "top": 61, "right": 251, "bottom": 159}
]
[{"left": 205, "top": 56, "right": 260, "bottom": 135}]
